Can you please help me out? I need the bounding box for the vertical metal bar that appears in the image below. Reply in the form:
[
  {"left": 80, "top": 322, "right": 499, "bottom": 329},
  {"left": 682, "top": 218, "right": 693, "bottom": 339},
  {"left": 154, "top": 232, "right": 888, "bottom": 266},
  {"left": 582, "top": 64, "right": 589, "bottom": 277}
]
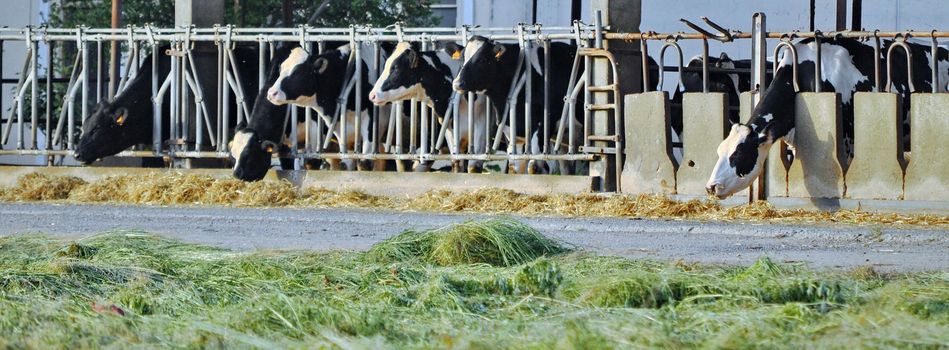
[
  {"left": 306, "top": 41, "right": 314, "bottom": 153},
  {"left": 354, "top": 39, "right": 363, "bottom": 158},
  {"left": 467, "top": 91, "right": 474, "bottom": 155},
  {"left": 485, "top": 97, "right": 491, "bottom": 154},
  {"left": 96, "top": 40, "right": 103, "bottom": 103},
  {"left": 221, "top": 46, "right": 231, "bottom": 151},
  {"left": 258, "top": 39, "right": 265, "bottom": 92},
  {"left": 419, "top": 39, "right": 430, "bottom": 157},
  {"left": 543, "top": 38, "right": 550, "bottom": 154},
  {"left": 30, "top": 31, "right": 38, "bottom": 150},
  {"left": 45, "top": 39, "right": 53, "bottom": 151},
  {"left": 702, "top": 38, "right": 709, "bottom": 93},
  {"left": 372, "top": 40, "right": 381, "bottom": 158},
  {"left": 751, "top": 13, "right": 767, "bottom": 109},
  {"left": 640, "top": 38, "right": 650, "bottom": 92},
  {"left": 291, "top": 106, "right": 298, "bottom": 164},
  {"left": 814, "top": 34, "right": 822, "bottom": 93},
  {"left": 523, "top": 27, "right": 532, "bottom": 159},
  {"left": 932, "top": 35, "right": 940, "bottom": 93},
  {"left": 216, "top": 41, "right": 224, "bottom": 151},
  {"left": 170, "top": 41, "right": 180, "bottom": 152},
  {"left": 835, "top": 0, "right": 847, "bottom": 31},
  {"left": 852, "top": 0, "right": 863, "bottom": 30},
  {"left": 395, "top": 101, "right": 403, "bottom": 155},
  {"left": 409, "top": 98, "right": 417, "bottom": 153},
  {"left": 873, "top": 34, "right": 881, "bottom": 92},
  {"left": 181, "top": 44, "right": 191, "bottom": 152},
  {"left": 81, "top": 37, "right": 89, "bottom": 125},
  {"left": 582, "top": 44, "right": 592, "bottom": 148},
  {"left": 151, "top": 45, "right": 160, "bottom": 153},
  {"left": 751, "top": 13, "right": 768, "bottom": 202}
]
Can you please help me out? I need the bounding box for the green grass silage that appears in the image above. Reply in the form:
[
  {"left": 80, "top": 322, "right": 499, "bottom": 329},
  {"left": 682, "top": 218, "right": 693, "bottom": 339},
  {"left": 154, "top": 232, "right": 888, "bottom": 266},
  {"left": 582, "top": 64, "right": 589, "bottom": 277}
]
[{"left": 0, "top": 221, "right": 947, "bottom": 349}]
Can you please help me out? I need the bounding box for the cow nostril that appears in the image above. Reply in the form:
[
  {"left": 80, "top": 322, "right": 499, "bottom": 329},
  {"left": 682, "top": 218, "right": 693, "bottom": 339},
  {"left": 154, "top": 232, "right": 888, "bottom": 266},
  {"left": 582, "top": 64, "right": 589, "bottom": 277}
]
[{"left": 706, "top": 184, "right": 717, "bottom": 195}]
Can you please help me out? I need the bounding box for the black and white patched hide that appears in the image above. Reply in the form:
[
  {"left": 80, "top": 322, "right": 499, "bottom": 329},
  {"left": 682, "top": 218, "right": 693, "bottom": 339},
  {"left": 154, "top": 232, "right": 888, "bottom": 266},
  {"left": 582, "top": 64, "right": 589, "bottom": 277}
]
[{"left": 704, "top": 37, "right": 949, "bottom": 199}]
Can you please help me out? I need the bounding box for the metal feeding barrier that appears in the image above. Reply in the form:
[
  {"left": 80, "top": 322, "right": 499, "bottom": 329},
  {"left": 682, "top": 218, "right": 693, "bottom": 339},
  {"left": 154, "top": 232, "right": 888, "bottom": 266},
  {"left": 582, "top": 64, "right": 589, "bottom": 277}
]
[{"left": 0, "top": 12, "right": 947, "bottom": 204}]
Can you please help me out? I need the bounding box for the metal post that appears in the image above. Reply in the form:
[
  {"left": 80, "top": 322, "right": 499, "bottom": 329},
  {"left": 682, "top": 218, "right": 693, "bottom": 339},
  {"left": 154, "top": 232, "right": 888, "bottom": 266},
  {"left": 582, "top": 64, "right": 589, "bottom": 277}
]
[
  {"left": 30, "top": 28, "right": 38, "bottom": 150},
  {"left": 750, "top": 13, "right": 767, "bottom": 202},
  {"left": 96, "top": 40, "right": 103, "bottom": 103},
  {"left": 751, "top": 13, "right": 767, "bottom": 109},
  {"left": 109, "top": 0, "right": 122, "bottom": 100},
  {"left": 81, "top": 30, "right": 89, "bottom": 126},
  {"left": 45, "top": 38, "right": 53, "bottom": 152}
]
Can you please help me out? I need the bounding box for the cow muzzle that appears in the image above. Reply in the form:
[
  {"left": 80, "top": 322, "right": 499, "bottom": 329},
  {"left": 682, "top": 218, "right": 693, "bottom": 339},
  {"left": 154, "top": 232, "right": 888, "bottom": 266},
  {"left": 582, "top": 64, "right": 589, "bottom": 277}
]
[
  {"left": 368, "top": 90, "right": 387, "bottom": 106},
  {"left": 266, "top": 86, "right": 285, "bottom": 104}
]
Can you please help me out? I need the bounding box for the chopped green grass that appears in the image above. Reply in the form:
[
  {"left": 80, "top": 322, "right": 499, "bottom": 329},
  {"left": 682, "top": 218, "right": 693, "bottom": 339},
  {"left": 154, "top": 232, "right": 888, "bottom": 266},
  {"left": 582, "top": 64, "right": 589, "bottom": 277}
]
[{"left": 0, "top": 221, "right": 946, "bottom": 349}]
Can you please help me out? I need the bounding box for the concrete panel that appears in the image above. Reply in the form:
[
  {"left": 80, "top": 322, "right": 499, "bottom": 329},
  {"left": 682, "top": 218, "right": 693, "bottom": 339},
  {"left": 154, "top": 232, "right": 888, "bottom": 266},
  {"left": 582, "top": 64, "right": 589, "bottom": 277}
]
[
  {"left": 904, "top": 94, "right": 949, "bottom": 201},
  {"left": 621, "top": 92, "right": 677, "bottom": 194},
  {"left": 847, "top": 92, "right": 905, "bottom": 200},
  {"left": 787, "top": 93, "right": 845, "bottom": 199},
  {"left": 677, "top": 93, "right": 727, "bottom": 196}
]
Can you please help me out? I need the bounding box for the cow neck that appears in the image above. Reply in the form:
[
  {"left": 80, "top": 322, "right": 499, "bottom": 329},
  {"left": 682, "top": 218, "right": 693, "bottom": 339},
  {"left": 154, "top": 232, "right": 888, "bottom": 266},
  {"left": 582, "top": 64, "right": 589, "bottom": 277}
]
[
  {"left": 418, "top": 54, "right": 454, "bottom": 117},
  {"left": 312, "top": 53, "right": 371, "bottom": 116},
  {"left": 486, "top": 43, "right": 522, "bottom": 113},
  {"left": 748, "top": 65, "right": 795, "bottom": 140},
  {"left": 247, "top": 91, "right": 287, "bottom": 143}
]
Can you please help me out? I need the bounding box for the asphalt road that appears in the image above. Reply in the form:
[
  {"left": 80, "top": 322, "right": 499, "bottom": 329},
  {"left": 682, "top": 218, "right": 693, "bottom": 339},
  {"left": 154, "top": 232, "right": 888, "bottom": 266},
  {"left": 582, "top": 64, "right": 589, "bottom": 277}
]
[{"left": 1, "top": 203, "right": 946, "bottom": 272}]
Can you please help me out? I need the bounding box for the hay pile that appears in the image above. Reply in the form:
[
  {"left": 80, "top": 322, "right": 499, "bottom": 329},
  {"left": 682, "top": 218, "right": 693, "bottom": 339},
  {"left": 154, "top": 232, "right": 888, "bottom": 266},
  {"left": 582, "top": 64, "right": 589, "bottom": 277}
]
[
  {"left": 6, "top": 172, "right": 297, "bottom": 207},
  {"left": 0, "top": 173, "right": 86, "bottom": 201},
  {"left": 0, "top": 172, "right": 946, "bottom": 226},
  {"left": 368, "top": 218, "right": 567, "bottom": 266}
]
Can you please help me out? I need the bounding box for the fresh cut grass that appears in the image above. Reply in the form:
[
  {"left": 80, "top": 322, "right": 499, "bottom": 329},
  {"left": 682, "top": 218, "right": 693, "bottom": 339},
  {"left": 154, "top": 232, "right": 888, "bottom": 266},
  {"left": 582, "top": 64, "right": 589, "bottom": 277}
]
[{"left": 0, "top": 218, "right": 946, "bottom": 349}]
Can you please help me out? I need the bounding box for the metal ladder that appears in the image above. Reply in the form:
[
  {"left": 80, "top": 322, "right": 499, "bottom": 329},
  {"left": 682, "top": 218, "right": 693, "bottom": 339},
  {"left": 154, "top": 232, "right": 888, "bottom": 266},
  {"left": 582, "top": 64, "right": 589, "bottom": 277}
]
[{"left": 578, "top": 47, "right": 623, "bottom": 192}]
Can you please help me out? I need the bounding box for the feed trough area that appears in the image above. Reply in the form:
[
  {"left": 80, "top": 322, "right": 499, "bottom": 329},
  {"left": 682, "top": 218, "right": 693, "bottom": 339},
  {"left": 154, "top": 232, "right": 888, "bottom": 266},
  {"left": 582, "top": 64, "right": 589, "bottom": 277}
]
[{"left": 0, "top": 0, "right": 947, "bottom": 348}]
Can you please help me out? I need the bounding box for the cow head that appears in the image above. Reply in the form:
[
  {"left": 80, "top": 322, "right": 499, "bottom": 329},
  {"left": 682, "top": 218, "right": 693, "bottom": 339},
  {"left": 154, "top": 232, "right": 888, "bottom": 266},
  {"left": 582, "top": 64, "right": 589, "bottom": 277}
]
[
  {"left": 74, "top": 100, "right": 144, "bottom": 164},
  {"left": 705, "top": 123, "right": 773, "bottom": 199},
  {"left": 229, "top": 123, "right": 278, "bottom": 182},
  {"left": 231, "top": 44, "right": 295, "bottom": 182},
  {"left": 451, "top": 36, "right": 506, "bottom": 94},
  {"left": 267, "top": 47, "right": 323, "bottom": 107},
  {"left": 369, "top": 42, "right": 425, "bottom": 105}
]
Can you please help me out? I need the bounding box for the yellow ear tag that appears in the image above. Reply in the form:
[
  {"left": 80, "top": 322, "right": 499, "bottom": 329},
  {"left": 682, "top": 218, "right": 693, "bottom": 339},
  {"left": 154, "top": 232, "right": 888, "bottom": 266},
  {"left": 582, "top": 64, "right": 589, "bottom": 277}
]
[
  {"left": 494, "top": 50, "right": 503, "bottom": 59},
  {"left": 115, "top": 115, "right": 126, "bottom": 125},
  {"left": 265, "top": 145, "right": 274, "bottom": 153},
  {"left": 451, "top": 51, "right": 461, "bottom": 60}
]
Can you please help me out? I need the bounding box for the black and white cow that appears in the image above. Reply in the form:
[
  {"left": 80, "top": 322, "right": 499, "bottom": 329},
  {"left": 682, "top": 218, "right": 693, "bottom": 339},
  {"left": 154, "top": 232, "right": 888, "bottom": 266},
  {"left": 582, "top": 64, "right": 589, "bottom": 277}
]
[
  {"left": 230, "top": 44, "right": 298, "bottom": 181},
  {"left": 449, "top": 35, "right": 581, "bottom": 174},
  {"left": 670, "top": 53, "right": 748, "bottom": 137},
  {"left": 266, "top": 44, "right": 390, "bottom": 170},
  {"left": 706, "top": 37, "right": 948, "bottom": 199},
  {"left": 73, "top": 47, "right": 170, "bottom": 164},
  {"left": 368, "top": 41, "right": 487, "bottom": 173},
  {"left": 74, "top": 45, "right": 266, "bottom": 165}
]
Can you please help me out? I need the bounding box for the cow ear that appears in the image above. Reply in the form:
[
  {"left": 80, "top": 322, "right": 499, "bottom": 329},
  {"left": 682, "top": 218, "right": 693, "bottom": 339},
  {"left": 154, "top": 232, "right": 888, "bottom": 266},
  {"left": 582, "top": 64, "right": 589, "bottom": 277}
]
[
  {"left": 261, "top": 140, "right": 278, "bottom": 153},
  {"left": 444, "top": 42, "right": 464, "bottom": 60},
  {"left": 313, "top": 57, "right": 329, "bottom": 74},
  {"left": 493, "top": 43, "right": 506, "bottom": 60},
  {"left": 113, "top": 107, "right": 128, "bottom": 126}
]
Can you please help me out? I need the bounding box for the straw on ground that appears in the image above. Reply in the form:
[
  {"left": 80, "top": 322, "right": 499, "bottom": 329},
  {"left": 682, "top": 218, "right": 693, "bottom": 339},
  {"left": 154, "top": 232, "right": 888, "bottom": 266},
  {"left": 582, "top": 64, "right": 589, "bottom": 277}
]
[{"left": 1, "top": 172, "right": 946, "bottom": 227}]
